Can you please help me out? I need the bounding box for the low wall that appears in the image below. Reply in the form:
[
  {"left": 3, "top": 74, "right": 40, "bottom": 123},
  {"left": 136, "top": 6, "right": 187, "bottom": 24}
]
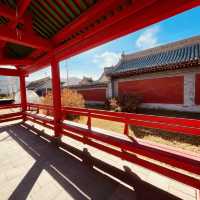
[
  {"left": 114, "top": 67, "right": 200, "bottom": 112},
  {"left": 118, "top": 76, "right": 184, "bottom": 104},
  {"left": 68, "top": 67, "right": 200, "bottom": 112},
  {"left": 69, "top": 85, "right": 108, "bottom": 105}
]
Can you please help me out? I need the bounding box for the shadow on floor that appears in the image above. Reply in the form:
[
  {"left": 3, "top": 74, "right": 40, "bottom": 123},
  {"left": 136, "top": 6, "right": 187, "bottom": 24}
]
[{"left": 1, "top": 122, "right": 181, "bottom": 200}]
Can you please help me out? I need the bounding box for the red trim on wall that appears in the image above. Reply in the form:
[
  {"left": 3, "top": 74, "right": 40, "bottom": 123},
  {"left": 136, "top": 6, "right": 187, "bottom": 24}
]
[
  {"left": 77, "top": 88, "right": 107, "bottom": 102},
  {"left": 195, "top": 74, "right": 200, "bottom": 105},
  {"left": 118, "top": 76, "right": 184, "bottom": 104}
]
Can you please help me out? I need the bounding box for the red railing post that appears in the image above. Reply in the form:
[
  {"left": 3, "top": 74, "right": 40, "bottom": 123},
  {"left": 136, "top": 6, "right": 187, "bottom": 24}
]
[
  {"left": 123, "top": 118, "right": 129, "bottom": 136},
  {"left": 87, "top": 111, "right": 91, "bottom": 131},
  {"left": 51, "top": 56, "right": 62, "bottom": 139},
  {"left": 19, "top": 72, "right": 27, "bottom": 121}
]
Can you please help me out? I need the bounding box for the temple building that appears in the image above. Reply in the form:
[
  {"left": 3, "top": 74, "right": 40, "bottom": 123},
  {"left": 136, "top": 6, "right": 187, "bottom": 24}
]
[
  {"left": 27, "top": 36, "right": 200, "bottom": 112},
  {"left": 108, "top": 35, "right": 200, "bottom": 112},
  {"left": 72, "top": 36, "right": 200, "bottom": 112},
  {"left": 67, "top": 67, "right": 113, "bottom": 104}
]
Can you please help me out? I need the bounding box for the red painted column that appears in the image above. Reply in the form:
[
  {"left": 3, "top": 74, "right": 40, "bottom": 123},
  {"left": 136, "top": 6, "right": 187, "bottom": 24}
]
[
  {"left": 51, "top": 57, "right": 62, "bottom": 138},
  {"left": 19, "top": 73, "right": 27, "bottom": 120}
]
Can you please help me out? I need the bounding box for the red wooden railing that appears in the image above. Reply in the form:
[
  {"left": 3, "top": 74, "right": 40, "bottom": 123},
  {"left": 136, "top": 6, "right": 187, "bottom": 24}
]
[
  {"left": 25, "top": 103, "right": 200, "bottom": 190},
  {"left": 0, "top": 102, "right": 199, "bottom": 189},
  {"left": 0, "top": 103, "right": 21, "bottom": 110},
  {"left": 0, "top": 104, "right": 23, "bottom": 123}
]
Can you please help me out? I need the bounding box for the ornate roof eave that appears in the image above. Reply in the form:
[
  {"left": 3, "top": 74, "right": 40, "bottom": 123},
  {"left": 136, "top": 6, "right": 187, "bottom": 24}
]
[
  {"left": 109, "top": 59, "right": 200, "bottom": 78},
  {"left": 124, "top": 36, "right": 200, "bottom": 61}
]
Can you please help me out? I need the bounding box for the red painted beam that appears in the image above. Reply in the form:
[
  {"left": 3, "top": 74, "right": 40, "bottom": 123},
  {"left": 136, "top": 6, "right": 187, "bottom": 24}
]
[
  {"left": 0, "top": 68, "right": 19, "bottom": 76},
  {"left": 0, "top": 3, "right": 28, "bottom": 62},
  {"left": 28, "top": 102, "right": 200, "bottom": 137},
  {"left": 26, "top": 0, "right": 200, "bottom": 73},
  {"left": 55, "top": 0, "right": 200, "bottom": 61},
  {"left": 26, "top": 112, "right": 54, "bottom": 124},
  {"left": 0, "top": 104, "right": 21, "bottom": 109},
  {"left": 26, "top": 0, "right": 157, "bottom": 72},
  {"left": 0, "top": 4, "right": 23, "bottom": 23},
  {"left": 17, "top": 0, "right": 32, "bottom": 18},
  {"left": 52, "top": 0, "right": 120, "bottom": 43},
  {"left": 0, "top": 116, "right": 23, "bottom": 123},
  {"left": 26, "top": 116, "right": 54, "bottom": 129},
  {"left": 55, "top": 0, "right": 157, "bottom": 56},
  {"left": 0, "top": 58, "right": 33, "bottom": 65},
  {"left": 0, "top": 112, "right": 23, "bottom": 119},
  {"left": 53, "top": 0, "right": 156, "bottom": 45},
  {"left": 0, "top": 25, "right": 52, "bottom": 50}
]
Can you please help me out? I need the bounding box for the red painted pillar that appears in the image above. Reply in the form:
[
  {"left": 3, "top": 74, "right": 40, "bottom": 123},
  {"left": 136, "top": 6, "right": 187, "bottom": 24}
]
[
  {"left": 19, "top": 73, "right": 27, "bottom": 120},
  {"left": 51, "top": 57, "right": 62, "bottom": 138}
]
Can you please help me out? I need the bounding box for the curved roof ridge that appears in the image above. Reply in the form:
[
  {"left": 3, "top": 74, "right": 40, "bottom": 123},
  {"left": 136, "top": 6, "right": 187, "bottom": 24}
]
[
  {"left": 110, "top": 35, "right": 200, "bottom": 77},
  {"left": 124, "top": 35, "right": 200, "bottom": 61}
]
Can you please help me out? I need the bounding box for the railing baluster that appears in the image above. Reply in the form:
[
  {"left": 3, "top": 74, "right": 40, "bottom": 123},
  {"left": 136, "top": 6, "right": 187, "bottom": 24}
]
[
  {"left": 123, "top": 119, "right": 129, "bottom": 136},
  {"left": 87, "top": 111, "right": 91, "bottom": 131}
]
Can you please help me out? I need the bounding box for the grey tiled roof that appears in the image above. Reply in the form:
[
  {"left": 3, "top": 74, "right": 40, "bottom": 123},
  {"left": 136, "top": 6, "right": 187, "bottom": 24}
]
[
  {"left": 110, "top": 36, "right": 200, "bottom": 76},
  {"left": 68, "top": 82, "right": 107, "bottom": 89},
  {"left": 27, "top": 77, "right": 50, "bottom": 90}
]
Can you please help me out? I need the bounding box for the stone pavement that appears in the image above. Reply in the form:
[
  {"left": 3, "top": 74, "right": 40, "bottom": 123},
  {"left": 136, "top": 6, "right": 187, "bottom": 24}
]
[{"left": 0, "top": 120, "right": 199, "bottom": 200}]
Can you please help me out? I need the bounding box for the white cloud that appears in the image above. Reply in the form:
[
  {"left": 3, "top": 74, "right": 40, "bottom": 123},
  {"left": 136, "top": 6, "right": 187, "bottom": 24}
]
[
  {"left": 93, "top": 51, "right": 120, "bottom": 68},
  {"left": 136, "top": 26, "right": 160, "bottom": 50}
]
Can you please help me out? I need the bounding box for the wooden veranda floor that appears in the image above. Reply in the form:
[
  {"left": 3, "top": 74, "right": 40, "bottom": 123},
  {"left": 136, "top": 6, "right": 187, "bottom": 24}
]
[{"left": 0, "top": 121, "right": 198, "bottom": 200}]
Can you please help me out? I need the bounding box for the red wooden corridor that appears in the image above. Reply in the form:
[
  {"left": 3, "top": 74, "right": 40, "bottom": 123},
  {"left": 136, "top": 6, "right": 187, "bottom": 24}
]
[{"left": 0, "top": 0, "right": 200, "bottom": 199}]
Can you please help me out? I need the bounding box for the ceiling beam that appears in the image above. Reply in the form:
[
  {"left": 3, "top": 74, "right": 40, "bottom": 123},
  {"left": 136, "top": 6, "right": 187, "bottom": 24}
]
[
  {"left": 0, "top": 58, "right": 33, "bottom": 65},
  {"left": 55, "top": 0, "right": 157, "bottom": 55},
  {"left": 27, "top": 0, "right": 148, "bottom": 70},
  {"left": 0, "top": 25, "right": 52, "bottom": 50},
  {"left": 0, "top": 68, "right": 19, "bottom": 76},
  {"left": 52, "top": 0, "right": 120, "bottom": 43},
  {"left": 17, "top": 0, "right": 32, "bottom": 18},
  {"left": 56, "top": 0, "right": 200, "bottom": 61},
  {"left": 0, "top": 4, "right": 46, "bottom": 59},
  {"left": 26, "top": 0, "right": 158, "bottom": 71},
  {"left": 0, "top": 4, "right": 23, "bottom": 23},
  {"left": 0, "top": 3, "right": 29, "bottom": 60},
  {"left": 26, "top": 0, "right": 200, "bottom": 73}
]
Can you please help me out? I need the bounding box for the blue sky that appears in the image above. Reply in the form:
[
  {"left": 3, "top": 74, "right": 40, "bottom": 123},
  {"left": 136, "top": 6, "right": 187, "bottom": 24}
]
[{"left": 28, "top": 6, "right": 200, "bottom": 81}]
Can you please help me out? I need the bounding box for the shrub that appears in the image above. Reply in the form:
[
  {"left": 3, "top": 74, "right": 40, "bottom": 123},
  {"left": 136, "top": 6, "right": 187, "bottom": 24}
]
[
  {"left": 107, "top": 94, "right": 142, "bottom": 113},
  {"left": 106, "top": 97, "right": 121, "bottom": 112},
  {"left": 41, "top": 88, "right": 85, "bottom": 119},
  {"left": 61, "top": 88, "right": 85, "bottom": 108}
]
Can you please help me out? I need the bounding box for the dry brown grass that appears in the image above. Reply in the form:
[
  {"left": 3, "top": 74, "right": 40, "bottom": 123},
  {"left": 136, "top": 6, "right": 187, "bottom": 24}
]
[
  {"left": 130, "top": 126, "right": 200, "bottom": 153},
  {"left": 76, "top": 117, "right": 200, "bottom": 153}
]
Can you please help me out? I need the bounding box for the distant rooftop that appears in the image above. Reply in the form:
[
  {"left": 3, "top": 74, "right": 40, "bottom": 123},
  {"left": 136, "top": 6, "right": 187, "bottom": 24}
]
[
  {"left": 27, "top": 76, "right": 80, "bottom": 91},
  {"left": 67, "top": 67, "right": 113, "bottom": 89},
  {"left": 27, "top": 77, "right": 51, "bottom": 91}
]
